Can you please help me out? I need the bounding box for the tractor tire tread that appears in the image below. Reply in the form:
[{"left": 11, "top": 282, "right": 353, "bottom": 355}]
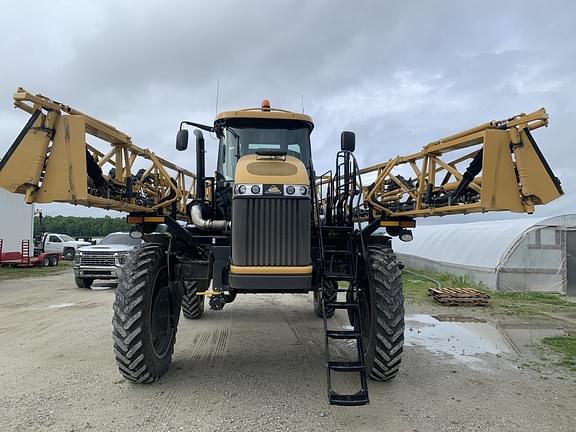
[
  {"left": 112, "top": 243, "right": 175, "bottom": 383},
  {"left": 181, "top": 280, "right": 205, "bottom": 320},
  {"left": 366, "top": 244, "right": 405, "bottom": 382}
]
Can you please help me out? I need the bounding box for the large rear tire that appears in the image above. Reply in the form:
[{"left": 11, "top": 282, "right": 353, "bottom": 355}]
[
  {"left": 313, "top": 280, "right": 338, "bottom": 318},
  {"left": 112, "top": 243, "right": 178, "bottom": 383},
  {"left": 181, "top": 280, "right": 207, "bottom": 320},
  {"left": 361, "top": 243, "right": 405, "bottom": 381}
]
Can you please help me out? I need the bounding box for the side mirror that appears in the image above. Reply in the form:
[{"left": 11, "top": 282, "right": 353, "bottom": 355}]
[
  {"left": 176, "top": 129, "right": 189, "bottom": 151},
  {"left": 341, "top": 131, "right": 355, "bottom": 152}
]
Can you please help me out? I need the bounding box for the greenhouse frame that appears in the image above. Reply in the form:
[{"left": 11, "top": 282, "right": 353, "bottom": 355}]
[{"left": 393, "top": 215, "right": 576, "bottom": 295}]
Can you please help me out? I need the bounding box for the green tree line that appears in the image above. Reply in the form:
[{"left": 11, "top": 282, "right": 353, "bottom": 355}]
[{"left": 34, "top": 215, "right": 130, "bottom": 238}]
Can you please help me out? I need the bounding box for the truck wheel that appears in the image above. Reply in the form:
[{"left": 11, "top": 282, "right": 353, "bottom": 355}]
[
  {"left": 42, "top": 256, "right": 51, "bottom": 267},
  {"left": 360, "top": 244, "right": 405, "bottom": 381},
  {"left": 75, "top": 277, "right": 93, "bottom": 288},
  {"left": 50, "top": 255, "right": 59, "bottom": 266},
  {"left": 181, "top": 280, "right": 207, "bottom": 320},
  {"left": 113, "top": 243, "right": 177, "bottom": 383},
  {"left": 313, "top": 280, "right": 338, "bottom": 318},
  {"left": 64, "top": 248, "right": 75, "bottom": 260}
]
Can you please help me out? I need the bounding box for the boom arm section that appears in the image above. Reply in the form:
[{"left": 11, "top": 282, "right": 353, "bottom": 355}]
[
  {"left": 356, "top": 109, "right": 563, "bottom": 219},
  {"left": 0, "top": 88, "right": 196, "bottom": 219}
]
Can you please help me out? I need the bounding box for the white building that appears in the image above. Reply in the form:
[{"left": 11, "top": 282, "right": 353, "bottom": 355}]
[
  {"left": 0, "top": 189, "right": 34, "bottom": 255},
  {"left": 393, "top": 215, "right": 576, "bottom": 296}
]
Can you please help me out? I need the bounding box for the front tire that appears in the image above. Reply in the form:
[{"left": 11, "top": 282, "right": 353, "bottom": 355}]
[
  {"left": 361, "top": 243, "right": 405, "bottom": 381},
  {"left": 75, "top": 277, "right": 93, "bottom": 288},
  {"left": 181, "top": 280, "right": 207, "bottom": 320},
  {"left": 112, "top": 243, "right": 178, "bottom": 383},
  {"left": 64, "top": 248, "right": 75, "bottom": 260}
]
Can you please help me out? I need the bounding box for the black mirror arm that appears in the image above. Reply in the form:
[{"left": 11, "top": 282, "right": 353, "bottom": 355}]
[{"left": 180, "top": 121, "right": 214, "bottom": 133}]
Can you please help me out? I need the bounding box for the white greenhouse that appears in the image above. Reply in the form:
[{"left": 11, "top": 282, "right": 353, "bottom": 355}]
[{"left": 392, "top": 214, "right": 576, "bottom": 295}]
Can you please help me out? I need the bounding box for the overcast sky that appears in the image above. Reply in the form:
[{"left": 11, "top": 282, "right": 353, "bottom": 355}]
[{"left": 0, "top": 0, "right": 574, "bottom": 223}]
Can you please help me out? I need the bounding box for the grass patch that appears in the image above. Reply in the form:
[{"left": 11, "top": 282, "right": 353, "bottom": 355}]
[
  {"left": 402, "top": 268, "right": 483, "bottom": 304},
  {"left": 0, "top": 261, "right": 72, "bottom": 281},
  {"left": 402, "top": 267, "right": 576, "bottom": 316},
  {"left": 542, "top": 334, "right": 576, "bottom": 371},
  {"left": 489, "top": 291, "right": 576, "bottom": 316}
]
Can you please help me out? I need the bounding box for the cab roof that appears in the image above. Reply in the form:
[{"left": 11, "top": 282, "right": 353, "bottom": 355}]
[{"left": 215, "top": 101, "right": 314, "bottom": 128}]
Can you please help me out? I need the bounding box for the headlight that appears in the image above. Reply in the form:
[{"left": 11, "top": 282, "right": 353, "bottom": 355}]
[
  {"left": 234, "top": 184, "right": 262, "bottom": 196},
  {"left": 286, "top": 186, "right": 295, "bottom": 195},
  {"left": 74, "top": 254, "right": 82, "bottom": 265},
  {"left": 114, "top": 252, "right": 130, "bottom": 267},
  {"left": 299, "top": 186, "right": 308, "bottom": 195}
]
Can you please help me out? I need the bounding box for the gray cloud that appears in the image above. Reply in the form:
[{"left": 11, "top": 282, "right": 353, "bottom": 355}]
[{"left": 0, "top": 0, "right": 574, "bottom": 219}]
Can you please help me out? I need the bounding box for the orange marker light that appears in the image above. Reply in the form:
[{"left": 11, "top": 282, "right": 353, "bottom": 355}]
[{"left": 261, "top": 99, "right": 271, "bottom": 111}]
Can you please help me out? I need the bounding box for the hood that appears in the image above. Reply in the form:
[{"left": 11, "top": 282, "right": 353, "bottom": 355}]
[{"left": 78, "top": 244, "right": 136, "bottom": 253}]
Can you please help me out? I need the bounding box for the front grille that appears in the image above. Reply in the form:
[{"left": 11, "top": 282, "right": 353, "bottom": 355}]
[
  {"left": 232, "top": 197, "right": 310, "bottom": 266},
  {"left": 80, "top": 252, "right": 115, "bottom": 266}
]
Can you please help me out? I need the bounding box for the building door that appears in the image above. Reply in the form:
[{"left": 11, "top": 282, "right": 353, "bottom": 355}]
[{"left": 567, "top": 231, "right": 576, "bottom": 296}]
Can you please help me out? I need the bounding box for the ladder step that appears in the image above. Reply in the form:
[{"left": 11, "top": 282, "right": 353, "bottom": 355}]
[
  {"left": 329, "top": 390, "right": 369, "bottom": 406},
  {"left": 328, "top": 361, "right": 365, "bottom": 372},
  {"left": 326, "top": 330, "right": 361, "bottom": 340},
  {"left": 326, "top": 302, "right": 359, "bottom": 310},
  {"left": 324, "top": 249, "right": 351, "bottom": 255},
  {"left": 321, "top": 225, "right": 353, "bottom": 232},
  {"left": 324, "top": 272, "right": 354, "bottom": 281}
]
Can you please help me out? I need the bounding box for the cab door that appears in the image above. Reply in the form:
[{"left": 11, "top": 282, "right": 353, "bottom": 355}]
[{"left": 44, "top": 235, "right": 63, "bottom": 254}]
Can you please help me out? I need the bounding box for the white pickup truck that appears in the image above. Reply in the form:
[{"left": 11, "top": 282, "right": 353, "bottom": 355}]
[{"left": 36, "top": 233, "right": 91, "bottom": 260}]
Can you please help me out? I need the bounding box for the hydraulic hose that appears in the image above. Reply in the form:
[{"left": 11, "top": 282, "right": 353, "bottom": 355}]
[{"left": 403, "top": 269, "right": 442, "bottom": 289}]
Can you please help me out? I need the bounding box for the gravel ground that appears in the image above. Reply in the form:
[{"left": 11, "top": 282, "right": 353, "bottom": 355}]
[{"left": 0, "top": 272, "right": 575, "bottom": 432}]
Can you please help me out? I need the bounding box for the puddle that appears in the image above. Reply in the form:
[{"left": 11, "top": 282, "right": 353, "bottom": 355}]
[
  {"left": 405, "top": 314, "right": 510, "bottom": 366},
  {"left": 46, "top": 303, "right": 76, "bottom": 309}
]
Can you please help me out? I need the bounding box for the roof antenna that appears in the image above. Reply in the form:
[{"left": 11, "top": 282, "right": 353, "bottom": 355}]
[
  {"left": 214, "top": 78, "right": 220, "bottom": 116},
  {"left": 301, "top": 93, "right": 305, "bottom": 113}
]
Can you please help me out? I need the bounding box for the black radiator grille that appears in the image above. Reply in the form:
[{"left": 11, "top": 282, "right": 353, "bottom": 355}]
[{"left": 232, "top": 198, "right": 310, "bottom": 266}]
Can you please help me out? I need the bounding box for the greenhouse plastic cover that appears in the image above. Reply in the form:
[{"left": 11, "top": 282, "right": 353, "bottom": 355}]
[{"left": 392, "top": 215, "right": 576, "bottom": 292}]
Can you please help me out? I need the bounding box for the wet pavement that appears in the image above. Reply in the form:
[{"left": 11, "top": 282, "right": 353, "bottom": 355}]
[{"left": 405, "top": 314, "right": 511, "bottom": 367}]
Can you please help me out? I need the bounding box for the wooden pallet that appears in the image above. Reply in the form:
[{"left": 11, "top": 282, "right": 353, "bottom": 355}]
[{"left": 427, "top": 287, "right": 490, "bottom": 306}]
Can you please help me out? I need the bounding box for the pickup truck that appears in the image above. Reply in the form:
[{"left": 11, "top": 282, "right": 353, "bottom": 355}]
[
  {"left": 74, "top": 232, "right": 142, "bottom": 288},
  {"left": 35, "top": 233, "right": 91, "bottom": 260}
]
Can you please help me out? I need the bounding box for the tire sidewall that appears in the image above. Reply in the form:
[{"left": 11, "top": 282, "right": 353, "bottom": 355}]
[{"left": 140, "top": 251, "right": 176, "bottom": 370}]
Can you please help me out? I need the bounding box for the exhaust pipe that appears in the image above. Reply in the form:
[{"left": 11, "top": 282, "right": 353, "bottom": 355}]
[
  {"left": 188, "top": 130, "right": 229, "bottom": 231},
  {"left": 195, "top": 130, "right": 205, "bottom": 202},
  {"left": 189, "top": 204, "right": 230, "bottom": 231}
]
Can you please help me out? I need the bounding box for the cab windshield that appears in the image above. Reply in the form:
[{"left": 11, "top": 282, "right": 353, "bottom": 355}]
[{"left": 217, "top": 121, "right": 311, "bottom": 181}]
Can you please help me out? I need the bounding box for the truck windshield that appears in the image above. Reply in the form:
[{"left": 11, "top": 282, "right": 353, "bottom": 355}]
[
  {"left": 99, "top": 234, "right": 142, "bottom": 246},
  {"left": 218, "top": 122, "right": 311, "bottom": 181}
]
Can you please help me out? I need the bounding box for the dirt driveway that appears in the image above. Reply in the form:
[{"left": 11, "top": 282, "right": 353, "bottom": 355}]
[{"left": 0, "top": 272, "right": 574, "bottom": 432}]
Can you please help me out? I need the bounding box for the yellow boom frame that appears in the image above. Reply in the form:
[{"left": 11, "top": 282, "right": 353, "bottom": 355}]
[
  {"left": 317, "top": 109, "right": 562, "bottom": 222},
  {"left": 0, "top": 88, "right": 196, "bottom": 219},
  {"left": 0, "top": 88, "right": 563, "bottom": 224}
]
